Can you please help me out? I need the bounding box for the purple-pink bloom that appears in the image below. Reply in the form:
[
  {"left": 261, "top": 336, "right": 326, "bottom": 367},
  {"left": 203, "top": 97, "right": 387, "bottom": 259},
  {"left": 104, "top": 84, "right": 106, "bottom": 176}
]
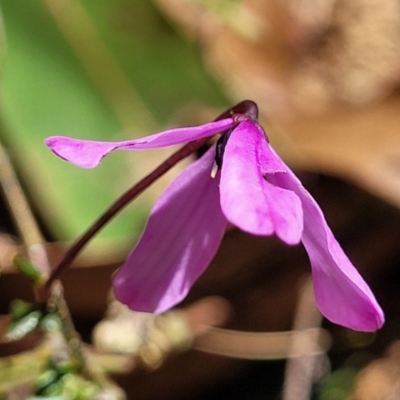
[{"left": 45, "top": 112, "right": 384, "bottom": 332}]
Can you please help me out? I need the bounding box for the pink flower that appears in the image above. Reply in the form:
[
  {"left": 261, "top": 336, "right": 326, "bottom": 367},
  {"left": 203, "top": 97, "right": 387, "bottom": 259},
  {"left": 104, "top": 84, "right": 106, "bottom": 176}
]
[{"left": 45, "top": 104, "right": 384, "bottom": 331}]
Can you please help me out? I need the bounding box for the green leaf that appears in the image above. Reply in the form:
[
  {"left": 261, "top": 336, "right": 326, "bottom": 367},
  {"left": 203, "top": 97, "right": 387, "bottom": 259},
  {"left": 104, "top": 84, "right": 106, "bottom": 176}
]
[
  {"left": 28, "top": 397, "right": 65, "bottom": 400},
  {"left": 9, "top": 299, "right": 34, "bottom": 320},
  {"left": 0, "top": 0, "right": 226, "bottom": 244},
  {"left": 5, "top": 310, "right": 42, "bottom": 341},
  {"left": 14, "top": 256, "right": 44, "bottom": 283},
  {"left": 318, "top": 367, "right": 358, "bottom": 400}
]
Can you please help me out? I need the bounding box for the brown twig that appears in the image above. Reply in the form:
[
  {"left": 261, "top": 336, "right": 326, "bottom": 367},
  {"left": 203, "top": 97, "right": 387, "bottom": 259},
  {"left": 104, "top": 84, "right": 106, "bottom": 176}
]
[
  {"left": 282, "top": 277, "right": 329, "bottom": 400},
  {"left": 0, "top": 141, "right": 51, "bottom": 279}
]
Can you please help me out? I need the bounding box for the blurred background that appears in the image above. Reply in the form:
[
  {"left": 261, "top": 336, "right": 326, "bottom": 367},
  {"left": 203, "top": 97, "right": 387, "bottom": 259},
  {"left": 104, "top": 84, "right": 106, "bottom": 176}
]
[{"left": 1, "top": 0, "right": 400, "bottom": 399}]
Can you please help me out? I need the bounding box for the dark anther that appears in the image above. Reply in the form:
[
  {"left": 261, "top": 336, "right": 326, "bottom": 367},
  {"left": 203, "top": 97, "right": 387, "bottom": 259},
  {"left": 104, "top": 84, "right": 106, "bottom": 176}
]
[
  {"left": 198, "top": 100, "right": 260, "bottom": 166},
  {"left": 215, "top": 128, "right": 233, "bottom": 169},
  {"left": 213, "top": 100, "right": 259, "bottom": 169}
]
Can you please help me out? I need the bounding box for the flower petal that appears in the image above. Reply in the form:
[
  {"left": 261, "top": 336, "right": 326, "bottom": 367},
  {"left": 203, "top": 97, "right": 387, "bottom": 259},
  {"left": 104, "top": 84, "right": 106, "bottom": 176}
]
[
  {"left": 270, "top": 155, "right": 384, "bottom": 331},
  {"left": 44, "top": 118, "right": 235, "bottom": 168},
  {"left": 220, "top": 121, "right": 303, "bottom": 244},
  {"left": 113, "top": 146, "right": 228, "bottom": 313}
]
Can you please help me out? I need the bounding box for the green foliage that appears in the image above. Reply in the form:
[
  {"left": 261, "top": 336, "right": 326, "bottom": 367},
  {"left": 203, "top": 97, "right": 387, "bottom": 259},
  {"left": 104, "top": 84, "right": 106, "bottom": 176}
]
[
  {"left": 35, "top": 370, "right": 101, "bottom": 400},
  {"left": 6, "top": 300, "right": 43, "bottom": 341},
  {"left": 14, "top": 256, "right": 44, "bottom": 283},
  {"left": 0, "top": 0, "right": 226, "bottom": 241},
  {"left": 317, "top": 367, "right": 358, "bottom": 400}
]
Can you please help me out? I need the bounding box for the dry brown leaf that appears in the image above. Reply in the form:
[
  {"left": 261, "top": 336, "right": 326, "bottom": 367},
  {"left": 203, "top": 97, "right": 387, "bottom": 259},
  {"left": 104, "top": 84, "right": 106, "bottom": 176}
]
[{"left": 154, "top": 0, "right": 400, "bottom": 208}]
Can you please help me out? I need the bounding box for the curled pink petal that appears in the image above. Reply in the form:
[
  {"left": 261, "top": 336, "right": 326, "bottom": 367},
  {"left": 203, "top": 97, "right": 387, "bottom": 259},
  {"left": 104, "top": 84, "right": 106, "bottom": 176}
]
[
  {"left": 113, "top": 146, "right": 228, "bottom": 313},
  {"left": 220, "top": 121, "right": 303, "bottom": 244},
  {"left": 44, "top": 137, "right": 119, "bottom": 168},
  {"left": 270, "top": 151, "right": 384, "bottom": 331},
  {"left": 44, "top": 118, "right": 235, "bottom": 168}
]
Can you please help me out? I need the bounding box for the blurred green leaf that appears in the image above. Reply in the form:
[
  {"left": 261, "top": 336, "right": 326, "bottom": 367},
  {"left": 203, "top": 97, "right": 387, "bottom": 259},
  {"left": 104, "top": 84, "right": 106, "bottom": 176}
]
[
  {"left": 14, "top": 256, "right": 44, "bottom": 283},
  {"left": 317, "top": 367, "right": 358, "bottom": 400},
  {"left": 28, "top": 397, "right": 64, "bottom": 400},
  {"left": 0, "top": 0, "right": 226, "bottom": 242},
  {"left": 9, "top": 298, "right": 34, "bottom": 320},
  {"left": 36, "top": 370, "right": 100, "bottom": 400},
  {"left": 5, "top": 310, "right": 42, "bottom": 341}
]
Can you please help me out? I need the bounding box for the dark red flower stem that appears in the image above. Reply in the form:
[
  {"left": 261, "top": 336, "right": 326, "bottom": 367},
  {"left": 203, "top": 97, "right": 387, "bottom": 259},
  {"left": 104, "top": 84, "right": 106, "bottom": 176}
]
[{"left": 42, "top": 100, "right": 258, "bottom": 296}]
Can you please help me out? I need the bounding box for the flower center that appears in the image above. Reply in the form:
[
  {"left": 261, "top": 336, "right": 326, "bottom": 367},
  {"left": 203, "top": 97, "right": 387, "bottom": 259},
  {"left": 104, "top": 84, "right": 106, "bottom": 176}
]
[
  {"left": 214, "top": 104, "right": 259, "bottom": 170},
  {"left": 212, "top": 100, "right": 265, "bottom": 175}
]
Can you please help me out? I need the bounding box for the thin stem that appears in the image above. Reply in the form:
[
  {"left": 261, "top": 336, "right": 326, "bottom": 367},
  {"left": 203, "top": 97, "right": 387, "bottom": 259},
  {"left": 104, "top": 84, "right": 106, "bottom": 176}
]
[
  {"left": 282, "top": 278, "right": 325, "bottom": 400},
  {"left": 0, "top": 141, "right": 51, "bottom": 278},
  {"left": 44, "top": 136, "right": 212, "bottom": 292}
]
